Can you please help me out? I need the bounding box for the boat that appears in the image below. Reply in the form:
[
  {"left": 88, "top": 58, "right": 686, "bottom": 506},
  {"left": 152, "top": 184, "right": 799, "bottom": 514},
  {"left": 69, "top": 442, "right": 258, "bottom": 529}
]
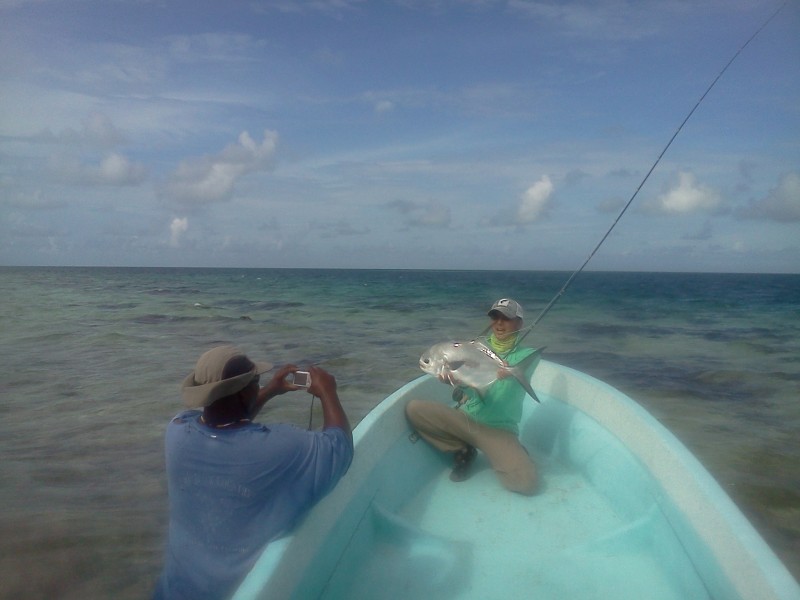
[{"left": 232, "top": 360, "right": 800, "bottom": 600}]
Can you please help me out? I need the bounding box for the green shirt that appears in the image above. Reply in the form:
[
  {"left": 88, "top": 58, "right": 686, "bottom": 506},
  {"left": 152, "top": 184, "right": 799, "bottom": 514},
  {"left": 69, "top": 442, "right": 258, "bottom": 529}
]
[{"left": 458, "top": 345, "right": 538, "bottom": 435}]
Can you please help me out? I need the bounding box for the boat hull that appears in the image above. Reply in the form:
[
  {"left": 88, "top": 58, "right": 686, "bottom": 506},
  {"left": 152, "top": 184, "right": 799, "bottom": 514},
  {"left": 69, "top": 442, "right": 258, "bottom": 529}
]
[{"left": 233, "top": 361, "right": 799, "bottom": 600}]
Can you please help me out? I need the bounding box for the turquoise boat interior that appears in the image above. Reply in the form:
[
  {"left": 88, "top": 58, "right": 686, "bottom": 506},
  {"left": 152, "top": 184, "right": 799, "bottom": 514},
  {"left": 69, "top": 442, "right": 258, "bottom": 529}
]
[{"left": 233, "top": 362, "right": 799, "bottom": 600}]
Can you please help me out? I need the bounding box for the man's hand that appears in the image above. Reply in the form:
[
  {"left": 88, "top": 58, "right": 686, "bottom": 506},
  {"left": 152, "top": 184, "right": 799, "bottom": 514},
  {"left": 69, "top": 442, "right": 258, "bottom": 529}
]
[
  {"left": 307, "top": 366, "right": 351, "bottom": 439},
  {"left": 247, "top": 364, "right": 299, "bottom": 418},
  {"left": 266, "top": 364, "right": 300, "bottom": 395},
  {"left": 306, "top": 366, "right": 337, "bottom": 399}
]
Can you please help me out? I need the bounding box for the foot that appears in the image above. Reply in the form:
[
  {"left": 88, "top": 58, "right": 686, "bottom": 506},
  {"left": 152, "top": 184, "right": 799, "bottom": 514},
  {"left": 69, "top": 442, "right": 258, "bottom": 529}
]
[{"left": 449, "top": 445, "right": 477, "bottom": 482}]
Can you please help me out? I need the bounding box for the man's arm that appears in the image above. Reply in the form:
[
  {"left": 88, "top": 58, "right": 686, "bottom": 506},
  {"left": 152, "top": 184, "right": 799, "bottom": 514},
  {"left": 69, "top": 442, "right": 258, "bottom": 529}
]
[
  {"left": 247, "top": 364, "right": 296, "bottom": 419},
  {"left": 307, "top": 366, "right": 352, "bottom": 443}
]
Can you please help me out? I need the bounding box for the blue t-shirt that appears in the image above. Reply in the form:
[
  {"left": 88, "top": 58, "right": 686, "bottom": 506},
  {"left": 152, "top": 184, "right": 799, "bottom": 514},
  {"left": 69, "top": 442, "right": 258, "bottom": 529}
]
[{"left": 154, "top": 410, "right": 353, "bottom": 600}]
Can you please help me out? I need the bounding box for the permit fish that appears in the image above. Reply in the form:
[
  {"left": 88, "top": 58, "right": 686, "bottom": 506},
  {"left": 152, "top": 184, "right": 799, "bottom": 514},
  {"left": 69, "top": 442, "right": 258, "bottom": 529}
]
[{"left": 419, "top": 341, "right": 544, "bottom": 403}]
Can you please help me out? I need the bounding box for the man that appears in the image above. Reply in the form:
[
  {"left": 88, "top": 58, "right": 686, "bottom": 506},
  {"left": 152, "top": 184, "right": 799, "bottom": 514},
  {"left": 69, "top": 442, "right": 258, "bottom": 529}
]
[
  {"left": 406, "top": 298, "right": 538, "bottom": 495},
  {"left": 154, "top": 345, "right": 353, "bottom": 599}
]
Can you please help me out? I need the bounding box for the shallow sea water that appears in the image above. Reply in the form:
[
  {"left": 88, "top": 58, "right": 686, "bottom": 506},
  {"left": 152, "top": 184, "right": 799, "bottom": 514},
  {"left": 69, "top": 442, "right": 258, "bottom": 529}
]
[{"left": 0, "top": 267, "right": 798, "bottom": 598}]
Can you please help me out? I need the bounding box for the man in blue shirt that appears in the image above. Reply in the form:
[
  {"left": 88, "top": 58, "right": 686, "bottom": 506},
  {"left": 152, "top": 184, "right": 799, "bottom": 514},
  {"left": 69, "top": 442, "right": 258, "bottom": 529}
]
[{"left": 154, "top": 345, "right": 353, "bottom": 599}]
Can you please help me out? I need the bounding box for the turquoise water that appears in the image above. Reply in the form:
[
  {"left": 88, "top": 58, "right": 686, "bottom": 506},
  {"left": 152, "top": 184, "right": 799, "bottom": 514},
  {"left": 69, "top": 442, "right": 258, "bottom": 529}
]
[{"left": 1, "top": 267, "right": 798, "bottom": 599}]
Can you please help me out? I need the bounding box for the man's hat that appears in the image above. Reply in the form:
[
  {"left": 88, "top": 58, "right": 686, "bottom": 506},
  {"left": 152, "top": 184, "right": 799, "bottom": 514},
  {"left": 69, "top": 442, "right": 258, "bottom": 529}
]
[{"left": 181, "top": 345, "right": 273, "bottom": 408}]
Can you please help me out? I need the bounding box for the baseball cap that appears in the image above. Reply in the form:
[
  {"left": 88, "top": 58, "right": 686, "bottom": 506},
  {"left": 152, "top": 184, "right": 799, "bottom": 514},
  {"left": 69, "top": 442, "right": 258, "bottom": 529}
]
[{"left": 488, "top": 298, "right": 524, "bottom": 320}]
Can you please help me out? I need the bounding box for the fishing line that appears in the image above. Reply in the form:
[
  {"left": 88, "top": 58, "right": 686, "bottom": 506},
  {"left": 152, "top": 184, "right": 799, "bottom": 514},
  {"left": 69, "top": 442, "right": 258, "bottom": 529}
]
[{"left": 516, "top": 1, "right": 787, "bottom": 344}]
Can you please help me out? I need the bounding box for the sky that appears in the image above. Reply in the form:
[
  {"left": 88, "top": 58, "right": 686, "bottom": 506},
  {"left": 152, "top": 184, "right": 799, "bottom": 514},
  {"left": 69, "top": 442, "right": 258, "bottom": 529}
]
[{"left": 1, "top": 0, "right": 798, "bottom": 273}]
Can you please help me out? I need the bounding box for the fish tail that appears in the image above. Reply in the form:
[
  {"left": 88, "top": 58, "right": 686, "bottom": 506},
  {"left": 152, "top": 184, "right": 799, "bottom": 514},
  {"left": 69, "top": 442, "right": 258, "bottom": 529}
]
[{"left": 510, "top": 347, "right": 545, "bottom": 403}]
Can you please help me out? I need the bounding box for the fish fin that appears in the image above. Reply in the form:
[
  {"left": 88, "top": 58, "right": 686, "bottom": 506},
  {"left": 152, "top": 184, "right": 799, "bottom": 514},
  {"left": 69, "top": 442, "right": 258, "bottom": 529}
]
[{"left": 509, "top": 347, "right": 545, "bottom": 403}]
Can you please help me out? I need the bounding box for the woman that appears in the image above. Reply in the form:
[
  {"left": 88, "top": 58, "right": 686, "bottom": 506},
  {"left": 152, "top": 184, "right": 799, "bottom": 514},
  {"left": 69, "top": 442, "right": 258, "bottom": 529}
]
[{"left": 406, "top": 298, "right": 539, "bottom": 495}]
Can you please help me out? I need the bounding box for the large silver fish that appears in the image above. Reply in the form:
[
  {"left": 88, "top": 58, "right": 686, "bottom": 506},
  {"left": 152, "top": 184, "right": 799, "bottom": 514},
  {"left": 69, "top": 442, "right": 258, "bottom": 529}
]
[{"left": 419, "top": 340, "right": 543, "bottom": 402}]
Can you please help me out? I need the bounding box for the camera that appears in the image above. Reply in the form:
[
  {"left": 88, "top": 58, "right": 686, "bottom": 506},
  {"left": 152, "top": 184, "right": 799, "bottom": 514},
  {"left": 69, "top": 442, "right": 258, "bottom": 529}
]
[{"left": 287, "top": 370, "right": 311, "bottom": 388}]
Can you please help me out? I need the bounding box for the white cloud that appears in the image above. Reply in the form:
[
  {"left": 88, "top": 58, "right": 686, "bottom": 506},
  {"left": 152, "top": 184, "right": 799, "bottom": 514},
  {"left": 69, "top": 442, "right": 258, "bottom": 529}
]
[
  {"left": 386, "top": 199, "right": 451, "bottom": 228},
  {"left": 374, "top": 100, "right": 395, "bottom": 114},
  {"left": 517, "top": 175, "right": 554, "bottom": 223},
  {"left": 4, "top": 189, "right": 65, "bottom": 209},
  {"left": 166, "top": 33, "right": 266, "bottom": 63},
  {"left": 648, "top": 171, "right": 721, "bottom": 214},
  {"left": 320, "top": 220, "right": 371, "bottom": 238},
  {"left": 597, "top": 196, "right": 626, "bottom": 213},
  {"left": 169, "top": 217, "right": 189, "bottom": 247},
  {"left": 81, "top": 113, "right": 126, "bottom": 146},
  {"left": 98, "top": 153, "right": 145, "bottom": 184},
  {"left": 682, "top": 219, "right": 713, "bottom": 241},
  {"left": 507, "top": 0, "right": 672, "bottom": 41},
  {"left": 738, "top": 172, "right": 800, "bottom": 222},
  {"left": 250, "top": 0, "right": 365, "bottom": 15},
  {"left": 164, "top": 130, "right": 279, "bottom": 205},
  {"left": 414, "top": 202, "right": 451, "bottom": 227},
  {"left": 34, "top": 112, "right": 126, "bottom": 147},
  {"left": 49, "top": 151, "right": 147, "bottom": 186}
]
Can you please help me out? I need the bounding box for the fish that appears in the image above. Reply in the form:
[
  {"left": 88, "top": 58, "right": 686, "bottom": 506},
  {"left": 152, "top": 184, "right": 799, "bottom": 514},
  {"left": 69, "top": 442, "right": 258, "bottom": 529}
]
[{"left": 419, "top": 340, "right": 544, "bottom": 402}]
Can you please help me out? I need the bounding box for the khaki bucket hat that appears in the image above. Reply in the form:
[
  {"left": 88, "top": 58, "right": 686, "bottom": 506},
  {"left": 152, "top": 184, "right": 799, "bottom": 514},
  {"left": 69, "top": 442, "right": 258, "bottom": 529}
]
[{"left": 181, "top": 345, "right": 273, "bottom": 408}]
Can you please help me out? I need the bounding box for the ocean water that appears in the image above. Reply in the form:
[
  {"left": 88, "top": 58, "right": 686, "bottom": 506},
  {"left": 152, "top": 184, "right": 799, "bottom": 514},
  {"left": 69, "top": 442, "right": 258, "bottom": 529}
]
[{"left": 1, "top": 267, "right": 798, "bottom": 599}]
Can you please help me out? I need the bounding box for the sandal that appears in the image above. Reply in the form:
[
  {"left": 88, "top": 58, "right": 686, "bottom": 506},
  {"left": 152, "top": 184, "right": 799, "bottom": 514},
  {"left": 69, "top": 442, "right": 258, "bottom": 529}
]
[{"left": 450, "top": 445, "right": 477, "bottom": 482}]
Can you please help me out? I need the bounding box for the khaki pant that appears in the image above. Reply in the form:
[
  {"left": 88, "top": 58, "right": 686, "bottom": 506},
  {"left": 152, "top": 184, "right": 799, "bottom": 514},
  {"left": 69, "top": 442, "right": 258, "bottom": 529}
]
[{"left": 406, "top": 399, "right": 537, "bottom": 496}]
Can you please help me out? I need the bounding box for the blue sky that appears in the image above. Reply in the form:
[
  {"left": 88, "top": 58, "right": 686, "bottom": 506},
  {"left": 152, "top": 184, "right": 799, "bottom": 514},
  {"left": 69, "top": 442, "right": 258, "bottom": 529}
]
[{"left": 1, "top": 0, "right": 798, "bottom": 272}]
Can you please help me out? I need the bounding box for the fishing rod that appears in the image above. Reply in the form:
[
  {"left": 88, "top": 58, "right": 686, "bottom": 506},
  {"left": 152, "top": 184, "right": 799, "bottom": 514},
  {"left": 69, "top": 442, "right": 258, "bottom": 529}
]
[{"left": 514, "top": 1, "right": 787, "bottom": 345}]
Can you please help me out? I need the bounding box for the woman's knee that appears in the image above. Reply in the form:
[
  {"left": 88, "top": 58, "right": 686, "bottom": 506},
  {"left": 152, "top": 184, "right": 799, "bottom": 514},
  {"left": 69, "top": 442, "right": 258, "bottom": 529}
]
[
  {"left": 501, "top": 465, "right": 538, "bottom": 496},
  {"left": 405, "top": 398, "right": 424, "bottom": 421}
]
